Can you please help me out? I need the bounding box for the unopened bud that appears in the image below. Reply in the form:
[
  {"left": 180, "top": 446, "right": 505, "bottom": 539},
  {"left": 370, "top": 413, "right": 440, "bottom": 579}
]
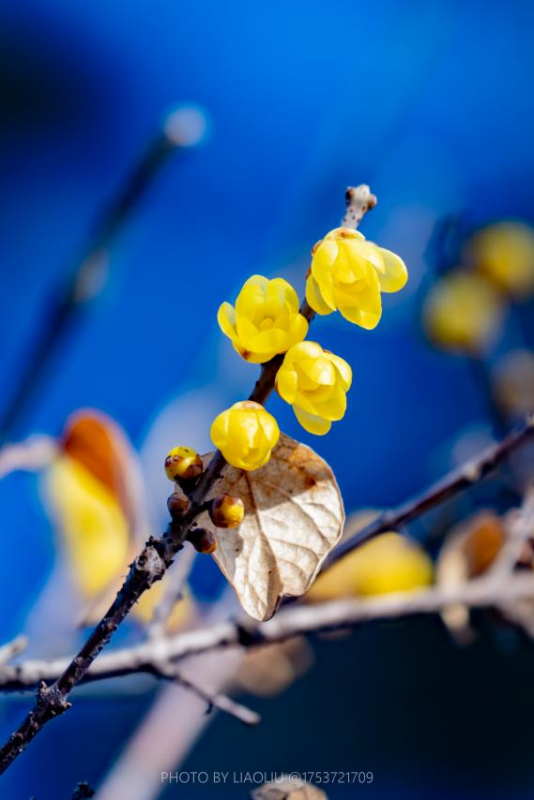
[
  {"left": 209, "top": 495, "right": 245, "bottom": 529},
  {"left": 165, "top": 446, "right": 203, "bottom": 482},
  {"left": 188, "top": 528, "right": 217, "bottom": 554},
  {"left": 167, "top": 491, "right": 191, "bottom": 519}
]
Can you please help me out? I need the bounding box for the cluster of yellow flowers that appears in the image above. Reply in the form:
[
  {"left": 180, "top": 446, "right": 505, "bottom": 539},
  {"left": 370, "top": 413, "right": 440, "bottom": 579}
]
[
  {"left": 210, "top": 227, "right": 408, "bottom": 470},
  {"left": 424, "top": 221, "right": 534, "bottom": 354}
]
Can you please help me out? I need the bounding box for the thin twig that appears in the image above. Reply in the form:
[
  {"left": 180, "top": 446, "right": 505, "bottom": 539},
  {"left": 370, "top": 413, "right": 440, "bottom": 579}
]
[
  {"left": 322, "top": 414, "right": 534, "bottom": 571},
  {"left": 0, "top": 186, "right": 373, "bottom": 775},
  {"left": 3, "top": 575, "right": 534, "bottom": 693},
  {"left": 0, "top": 107, "right": 206, "bottom": 446},
  {"left": 154, "top": 664, "right": 260, "bottom": 726}
]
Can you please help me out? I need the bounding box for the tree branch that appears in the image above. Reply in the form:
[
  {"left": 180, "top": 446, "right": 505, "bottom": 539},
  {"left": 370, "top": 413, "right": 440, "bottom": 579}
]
[
  {"left": 0, "top": 186, "right": 374, "bottom": 775},
  {"left": 0, "top": 107, "right": 206, "bottom": 446},
  {"left": 3, "top": 575, "right": 534, "bottom": 694},
  {"left": 322, "top": 414, "right": 534, "bottom": 571}
]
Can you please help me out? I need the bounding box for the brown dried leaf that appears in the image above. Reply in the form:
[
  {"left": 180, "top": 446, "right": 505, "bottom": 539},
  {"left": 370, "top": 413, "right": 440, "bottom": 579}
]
[
  {"left": 204, "top": 433, "right": 344, "bottom": 621},
  {"left": 436, "top": 511, "right": 505, "bottom": 640},
  {"left": 235, "top": 636, "right": 314, "bottom": 697}
]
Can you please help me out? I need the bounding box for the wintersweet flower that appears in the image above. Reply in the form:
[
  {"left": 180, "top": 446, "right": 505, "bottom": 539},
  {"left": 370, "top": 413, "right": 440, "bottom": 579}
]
[
  {"left": 218, "top": 275, "right": 308, "bottom": 363},
  {"left": 306, "top": 227, "right": 408, "bottom": 329},
  {"left": 276, "top": 341, "right": 352, "bottom": 435},
  {"left": 210, "top": 400, "right": 280, "bottom": 471},
  {"left": 423, "top": 271, "right": 504, "bottom": 354},
  {"left": 468, "top": 222, "right": 534, "bottom": 299}
]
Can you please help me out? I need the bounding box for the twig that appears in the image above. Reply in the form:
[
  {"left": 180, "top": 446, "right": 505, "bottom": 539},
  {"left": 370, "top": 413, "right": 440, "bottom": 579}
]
[
  {"left": 322, "top": 414, "right": 534, "bottom": 571},
  {"left": 154, "top": 664, "right": 260, "bottom": 726},
  {"left": 0, "top": 106, "right": 207, "bottom": 446},
  {"left": 4, "top": 575, "right": 534, "bottom": 694},
  {"left": 0, "top": 186, "right": 373, "bottom": 775},
  {"left": 147, "top": 547, "right": 196, "bottom": 640}
]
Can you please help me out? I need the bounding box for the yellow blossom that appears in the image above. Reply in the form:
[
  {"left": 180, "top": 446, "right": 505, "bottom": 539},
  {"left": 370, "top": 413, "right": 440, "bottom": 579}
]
[
  {"left": 218, "top": 275, "right": 308, "bottom": 363},
  {"left": 276, "top": 341, "right": 352, "bottom": 435},
  {"left": 307, "top": 532, "right": 433, "bottom": 601},
  {"left": 306, "top": 227, "right": 408, "bottom": 328},
  {"left": 469, "top": 222, "right": 534, "bottom": 298},
  {"left": 423, "top": 270, "right": 504, "bottom": 354},
  {"left": 210, "top": 400, "right": 280, "bottom": 471}
]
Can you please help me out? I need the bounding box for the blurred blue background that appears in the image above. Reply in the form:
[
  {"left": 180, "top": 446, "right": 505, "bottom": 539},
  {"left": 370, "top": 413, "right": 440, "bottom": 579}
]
[{"left": 1, "top": 0, "right": 534, "bottom": 797}]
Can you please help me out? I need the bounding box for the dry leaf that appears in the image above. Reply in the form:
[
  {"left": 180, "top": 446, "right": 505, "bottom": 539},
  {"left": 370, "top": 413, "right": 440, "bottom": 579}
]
[
  {"left": 234, "top": 637, "right": 313, "bottom": 697},
  {"left": 251, "top": 778, "right": 327, "bottom": 800},
  {"left": 203, "top": 433, "right": 344, "bottom": 621},
  {"left": 436, "top": 510, "right": 505, "bottom": 641}
]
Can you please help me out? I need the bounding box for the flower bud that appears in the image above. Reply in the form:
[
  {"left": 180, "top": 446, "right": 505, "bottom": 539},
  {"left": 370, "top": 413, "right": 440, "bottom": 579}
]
[
  {"left": 210, "top": 401, "right": 280, "bottom": 471},
  {"left": 188, "top": 527, "right": 217, "bottom": 554},
  {"left": 167, "top": 491, "right": 191, "bottom": 519},
  {"left": 209, "top": 494, "right": 245, "bottom": 528},
  {"left": 164, "top": 446, "right": 203, "bottom": 482}
]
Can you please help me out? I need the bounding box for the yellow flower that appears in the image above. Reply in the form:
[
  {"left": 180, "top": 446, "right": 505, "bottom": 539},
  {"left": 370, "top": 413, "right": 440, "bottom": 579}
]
[
  {"left": 306, "top": 227, "right": 408, "bottom": 328},
  {"left": 469, "top": 222, "right": 534, "bottom": 299},
  {"left": 218, "top": 275, "right": 308, "bottom": 363},
  {"left": 423, "top": 271, "right": 504, "bottom": 354},
  {"left": 210, "top": 400, "right": 280, "bottom": 471},
  {"left": 307, "top": 532, "right": 433, "bottom": 601},
  {"left": 276, "top": 341, "right": 352, "bottom": 435}
]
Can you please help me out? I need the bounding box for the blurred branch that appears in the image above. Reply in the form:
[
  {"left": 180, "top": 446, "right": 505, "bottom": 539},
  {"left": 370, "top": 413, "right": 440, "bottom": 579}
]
[
  {"left": 322, "top": 414, "right": 534, "bottom": 571},
  {"left": 154, "top": 664, "right": 260, "bottom": 726},
  {"left": 0, "top": 186, "right": 373, "bottom": 775},
  {"left": 0, "top": 107, "right": 207, "bottom": 445},
  {"left": 0, "top": 436, "right": 57, "bottom": 479},
  {"left": 3, "top": 574, "right": 534, "bottom": 693},
  {"left": 0, "top": 636, "right": 28, "bottom": 667}
]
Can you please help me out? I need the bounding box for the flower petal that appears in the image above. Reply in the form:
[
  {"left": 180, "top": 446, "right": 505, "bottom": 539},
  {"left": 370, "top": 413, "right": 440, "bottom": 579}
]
[
  {"left": 217, "top": 302, "right": 238, "bottom": 341},
  {"left": 378, "top": 248, "right": 408, "bottom": 293},
  {"left": 306, "top": 275, "right": 335, "bottom": 315},
  {"left": 327, "top": 353, "right": 352, "bottom": 390},
  {"left": 294, "top": 406, "right": 332, "bottom": 435}
]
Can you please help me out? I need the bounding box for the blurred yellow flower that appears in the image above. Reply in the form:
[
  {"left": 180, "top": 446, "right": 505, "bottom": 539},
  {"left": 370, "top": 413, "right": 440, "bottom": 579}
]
[
  {"left": 307, "top": 532, "right": 433, "bottom": 601},
  {"left": 45, "top": 411, "right": 192, "bottom": 631},
  {"left": 423, "top": 271, "right": 504, "bottom": 354},
  {"left": 306, "top": 227, "right": 408, "bottom": 329},
  {"left": 276, "top": 341, "right": 352, "bottom": 435},
  {"left": 46, "top": 456, "right": 131, "bottom": 598},
  {"left": 469, "top": 222, "right": 534, "bottom": 299},
  {"left": 210, "top": 400, "right": 280, "bottom": 471},
  {"left": 218, "top": 275, "right": 308, "bottom": 363}
]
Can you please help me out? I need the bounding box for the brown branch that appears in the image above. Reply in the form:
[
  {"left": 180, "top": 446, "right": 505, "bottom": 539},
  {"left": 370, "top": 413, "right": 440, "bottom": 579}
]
[
  {"left": 2, "top": 417, "right": 532, "bottom": 707},
  {"left": 322, "top": 414, "right": 534, "bottom": 571},
  {"left": 3, "top": 575, "right": 534, "bottom": 694},
  {"left": 0, "top": 185, "right": 374, "bottom": 776}
]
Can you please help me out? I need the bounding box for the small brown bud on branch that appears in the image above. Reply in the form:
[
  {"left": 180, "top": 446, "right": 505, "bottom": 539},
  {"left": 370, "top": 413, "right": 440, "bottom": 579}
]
[
  {"left": 164, "top": 446, "right": 204, "bottom": 483},
  {"left": 167, "top": 491, "right": 191, "bottom": 519},
  {"left": 188, "top": 528, "right": 218, "bottom": 554}
]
